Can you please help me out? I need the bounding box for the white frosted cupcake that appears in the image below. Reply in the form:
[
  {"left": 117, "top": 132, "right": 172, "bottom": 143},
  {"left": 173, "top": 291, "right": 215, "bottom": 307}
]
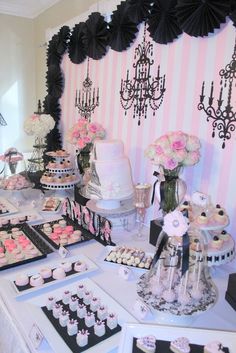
[
  {"left": 97, "top": 305, "right": 108, "bottom": 321},
  {"left": 15, "top": 274, "right": 29, "bottom": 287},
  {"left": 46, "top": 296, "right": 56, "bottom": 310},
  {"left": 30, "top": 274, "right": 44, "bottom": 287},
  {"left": 60, "top": 261, "right": 72, "bottom": 272},
  {"left": 90, "top": 297, "right": 100, "bottom": 312},
  {"left": 69, "top": 296, "right": 78, "bottom": 311},
  {"left": 74, "top": 261, "right": 87, "bottom": 272},
  {"left": 83, "top": 290, "right": 92, "bottom": 305},
  {"left": 40, "top": 267, "right": 52, "bottom": 279},
  {"left": 52, "top": 267, "right": 66, "bottom": 280},
  {"left": 77, "top": 284, "right": 86, "bottom": 299}
]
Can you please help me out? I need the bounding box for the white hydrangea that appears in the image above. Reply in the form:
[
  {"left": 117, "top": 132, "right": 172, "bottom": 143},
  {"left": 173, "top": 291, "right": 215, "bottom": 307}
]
[{"left": 24, "top": 114, "right": 55, "bottom": 138}]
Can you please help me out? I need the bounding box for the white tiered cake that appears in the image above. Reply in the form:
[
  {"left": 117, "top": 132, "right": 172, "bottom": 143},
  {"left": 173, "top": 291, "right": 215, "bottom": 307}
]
[{"left": 87, "top": 140, "right": 134, "bottom": 208}]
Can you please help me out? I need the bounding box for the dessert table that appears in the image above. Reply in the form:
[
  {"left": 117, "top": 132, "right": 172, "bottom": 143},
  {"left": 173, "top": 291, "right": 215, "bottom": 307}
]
[{"left": 0, "top": 189, "right": 235, "bottom": 353}]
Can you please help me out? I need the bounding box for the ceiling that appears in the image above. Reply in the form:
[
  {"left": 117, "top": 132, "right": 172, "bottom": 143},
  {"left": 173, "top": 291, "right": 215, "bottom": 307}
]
[{"left": 0, "top": 0, "right": 61, "bottom": 19}]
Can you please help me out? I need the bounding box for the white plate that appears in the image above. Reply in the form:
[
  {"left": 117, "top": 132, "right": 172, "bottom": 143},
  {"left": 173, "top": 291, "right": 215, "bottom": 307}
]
[
  {"left": 8, "top": 254, "right": 99, "bottom": 297},
  {"left": 99, "top": 245, "right": 153, "bottom": 272},
  {"left": 25, "top": 278, "right": 137, "bottom": 353},
  {"left": 0, "top": 210, "right": 43, "bottom": 226},
  {"left": 0, "top": 196, "right": 18, "bottom": 217},
  {"left": 118, "top": 323, "right": 236, "bottom": 353}
]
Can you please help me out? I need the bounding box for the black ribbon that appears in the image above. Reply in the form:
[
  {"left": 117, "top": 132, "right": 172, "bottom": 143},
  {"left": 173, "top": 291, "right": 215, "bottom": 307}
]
[
  {"left": 151, "top": 231, "right": 169, "bottom": 267},
  {"left": 151, "top": 171, "right": 160, "bottom": 204}
]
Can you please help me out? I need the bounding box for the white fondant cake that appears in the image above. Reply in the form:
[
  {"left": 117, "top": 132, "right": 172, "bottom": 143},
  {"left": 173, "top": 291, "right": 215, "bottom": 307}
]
[{"left": 87, "top": 140, "right": 134, "bottom": 200}]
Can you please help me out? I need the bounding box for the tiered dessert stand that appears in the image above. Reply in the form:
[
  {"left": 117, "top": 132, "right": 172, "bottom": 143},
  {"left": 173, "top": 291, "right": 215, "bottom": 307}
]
[{"left": 40, "top": 151, "right": 80, "bottom": 196}]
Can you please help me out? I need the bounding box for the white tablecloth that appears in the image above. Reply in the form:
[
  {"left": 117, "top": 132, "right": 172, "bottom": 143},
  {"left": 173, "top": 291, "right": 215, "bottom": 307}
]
[{"left": 0, "top": 189, "right": 235, "bottom": 353}]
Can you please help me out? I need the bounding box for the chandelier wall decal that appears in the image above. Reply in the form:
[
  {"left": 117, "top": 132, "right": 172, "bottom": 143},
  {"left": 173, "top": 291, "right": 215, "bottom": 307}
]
[
  {"left": 75, "top": 58, "right": 99, "bottom": 121},
  {"left": 120, "top": 25, "right": 166, "bottom": 126},
  {"left": 198, "top": 38, "right": 236, "bottom": 149},
  {"left": 0, "top": 113, "right": 7, "bottom": 126}
]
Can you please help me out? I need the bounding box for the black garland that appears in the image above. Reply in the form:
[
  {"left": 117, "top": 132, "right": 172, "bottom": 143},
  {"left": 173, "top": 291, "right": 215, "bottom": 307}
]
[{"left": 41, "top": 0, "right": 235, "bottom": 152}]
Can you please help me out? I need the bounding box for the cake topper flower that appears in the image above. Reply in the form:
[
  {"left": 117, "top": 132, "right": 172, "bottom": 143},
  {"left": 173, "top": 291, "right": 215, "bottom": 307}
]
[
  {"left": 24, "top": 113, "right": 55, "bottom": 138},
  {"left": 162, "top": 210, "right": 189, "bottom": 237}
]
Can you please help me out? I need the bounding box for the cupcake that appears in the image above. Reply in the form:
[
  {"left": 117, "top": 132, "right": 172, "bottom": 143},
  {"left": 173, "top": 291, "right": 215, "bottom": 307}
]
[
  {"left": 52, "top": 303, "right": 62, "bottom": 318},
  {"left": 52, "top": 267, "right": 66, "bottom": 280},
  {"left": 59, "top": 310, "right": 69, "bottom": 327},
  {"left": 214, "top": 210, "right": 228, "bottom": 225},
  {"left": 196, "top": 212, "right": 208, "bottom": 225},
  {"left": 77, "top": 303, "right": 87, "bottom": 319},
  {"left": 62, "top": 290, "right": 71, "bottom": 304},
  {"left": 30, "top": 274, "right": 44, "bottom": 287},
  {"left": 74, "top": 261, "right": 87, "bottom": 272},
  {"left": 69, "top": 296, "right": 78, "bottom": 311},
  {"left": 211, "top": 236, "right": 223, "bottom": 250},
  {"left": 46, "top": 296, "right": 56, "bottom": 310},
  {"left": 67, "top": 319, "right": 78, "bottom": 336},
  {"left": 107, "top": 313, "right": 118, "bottom": 329},
  {"left": 15, "top": 274, "right": 29, "bottom": 287},
  {"left": 84, "top": 311, "right": 95, "bottom": 327},
  {"left": 97, "top": 305, "right": 108, "bottom": 321}
]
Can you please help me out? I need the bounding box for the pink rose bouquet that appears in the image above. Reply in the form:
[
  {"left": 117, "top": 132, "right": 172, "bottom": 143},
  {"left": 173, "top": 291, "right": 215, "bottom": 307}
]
[
  {"left": 66, "top": 118, "right": 106, "bottom": 150},
  {"left": 145, "top": 131, "right": 201, "bottom": 172},
  {"left": 145, "top": 131, "right": 201, "bottom": 215}
]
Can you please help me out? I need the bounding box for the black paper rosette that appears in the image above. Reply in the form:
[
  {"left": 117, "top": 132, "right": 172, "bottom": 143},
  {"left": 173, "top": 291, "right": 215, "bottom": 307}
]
[
  {"left": 109, "top": 1, "right": 139, "bottom": 52},
  {"left": 43, "top": 95, "right": 61, "bottom": 121},
  {"left": 47, "top": 35, "right": 62, "bottom": 66},
  {"left": 68, "top": 23, "right": 87, "bottom": 64},
  {"left": 56, "top": 26, "right": 71, "bottom": 55},
  {"left": 126, "top": 0, "right": 152, "bottom": 24},
  {"left": 46, "top": 65, "right": 64, "bottom": 99},
  {"left": 148, "top": 0, "right": 182, "bottom": 44},
  {"left": 82, "top": 12, "right": 109, "bottom": 60},
  {"left": 176, "top": 0, "right": 231, "bottom": 37}
]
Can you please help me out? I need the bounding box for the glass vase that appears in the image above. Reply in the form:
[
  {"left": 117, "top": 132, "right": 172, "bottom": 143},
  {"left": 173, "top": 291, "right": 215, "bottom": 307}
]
[
  {"left": 76, "top": 143, "right": 93, "bottom": 174},
  {"left": 157, "top": 166, "right": 186, "bottom": 215}
]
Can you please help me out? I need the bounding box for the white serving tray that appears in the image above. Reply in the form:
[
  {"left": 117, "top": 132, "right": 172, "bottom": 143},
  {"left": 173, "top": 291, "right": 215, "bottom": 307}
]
[
  {"left": 7, "top": 254, "right": 99, "bottom": 297},
  {"left": 25, "top": 278, "right": 137, "bottom": 353},
  {"left": 0, "top": 196, "right": 18, "bottom": 217},
  {"left": 99, "top": 245, "right": 153, "bottom": 272},
  {"left": 0, "top": 210, "right": 43, "bottom": 226},
  {"left": 118, "top": 323, "right": 236, "bottom": 353}
]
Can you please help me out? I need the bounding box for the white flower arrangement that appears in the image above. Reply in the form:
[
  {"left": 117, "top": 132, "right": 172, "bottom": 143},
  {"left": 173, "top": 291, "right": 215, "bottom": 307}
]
[
  {"left": 162, "top": 210, "right": 189, "bottom": 237},
  {"left": 24, "top": 113, "right": 55, "bottom": 138}
]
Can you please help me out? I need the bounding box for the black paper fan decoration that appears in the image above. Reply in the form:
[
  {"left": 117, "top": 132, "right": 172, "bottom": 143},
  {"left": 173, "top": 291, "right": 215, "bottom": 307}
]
[
  {"left": 47, "top": 35, "right": 62, "bottom": 66},
  {"left": 148, "top": 0, "right": 182, "bottom": 44},
  {"left": 68, "top": 23, "right": 87, "bottom": 64},
  {"left": 176, "top": 0, "right": 231, "bottom": 37},
  {"left": 46, "top": 65, "right": 64, "bottom": 99},
  {"left": 230, "top": 9, "right": 236, "bottom": 26},
  {"left": 126, "top": 0, "right": 152, "bottom": 24},
  {"left": 83, "top": 12, "right": 109, "bottom": 60},
  {"left": 56, "top": 25, "right": 71, "bottom": 55},
  {"left": 43, "top": 94, "right": 61, "bottom": 121},
  {"left": 109, "top": 1, "right": 139, "bottom": 52}
]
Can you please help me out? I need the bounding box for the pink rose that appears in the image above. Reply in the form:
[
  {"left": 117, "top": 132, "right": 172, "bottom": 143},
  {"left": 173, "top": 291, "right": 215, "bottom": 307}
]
[
  {"left": 83, "top": 136, "right": 92, "bottom": 144},
  {"left": 186, "top": 135, "right": 201, "bottom": 152},
  {"left": 169, "top": 131, "right": 187, "bottom": 151},
  {"left": 77, "top": 139, "right": 86, "bottom": 149},
  {"left": 88, "top": 123, "right": 99, "bottom": 134},
  {"left": 72, "top": 130, "right": 80, "bottom": 138},
  {"left": 183, "top": 151, "right": 200, "bottom": 166},
  {"left": 77, "top": 118, "right": 87, "bottom": 128},
  {"left": 155, "top": 144, "right": 164, "bottom": 155},
  {"left": 155, "top": 135, "right": 170, "bottom": 149},
  {"left": 163, "top": 156, "right": 179, "bottom": 170},
  {"left": 173, "top": 149, "right": 187, "bottom": 163}
]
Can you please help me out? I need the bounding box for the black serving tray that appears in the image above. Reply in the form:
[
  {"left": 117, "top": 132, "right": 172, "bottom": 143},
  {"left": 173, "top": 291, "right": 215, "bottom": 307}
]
[
  {"left": 0, "top": 223, "right": 51, "bottom": 271},
  {"left": 42, "top": 297, "right": 121, "bottom": 353},
  {"left": 132, "top": 338, "right": 229, "bottom": 353},
  {"left": 33, "top": 216, "right": 94, "bottom": 250}
]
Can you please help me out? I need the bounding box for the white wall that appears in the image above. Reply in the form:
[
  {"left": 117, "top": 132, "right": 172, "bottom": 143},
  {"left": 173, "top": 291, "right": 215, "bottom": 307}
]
[{"left": 0, "top": 14, "right": 36, "bottom": 154}]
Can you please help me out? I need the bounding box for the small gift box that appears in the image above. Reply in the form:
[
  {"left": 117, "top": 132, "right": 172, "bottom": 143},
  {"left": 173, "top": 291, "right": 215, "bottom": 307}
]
[{"left": 225, "top": 273, "right": 236, "bottom": 311}]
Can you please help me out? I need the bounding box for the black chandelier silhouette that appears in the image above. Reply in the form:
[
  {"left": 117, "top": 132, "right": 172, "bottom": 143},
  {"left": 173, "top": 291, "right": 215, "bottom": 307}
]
[
  {"left": 198, "top": 38, "right": 236, "bottom": 149},
  {"left": 75, "top": 58, "right": 99, "bottom": 121},
  {"left": 0, "top": 113, "right": 7, "bottom": 126},
  {"left": 120, "top": 26, "right": 166, "bottom": 126}
]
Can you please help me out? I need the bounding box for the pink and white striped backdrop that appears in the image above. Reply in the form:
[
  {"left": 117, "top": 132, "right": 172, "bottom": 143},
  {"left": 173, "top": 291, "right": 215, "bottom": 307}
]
[{"left": 60, "top": 21, "right": 236, "bottom": 236}]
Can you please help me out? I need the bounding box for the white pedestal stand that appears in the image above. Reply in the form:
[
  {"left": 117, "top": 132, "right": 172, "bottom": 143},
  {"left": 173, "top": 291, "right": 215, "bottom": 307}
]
[{"left": 87, "top": 197, "right": 136, "bottom": 232}]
